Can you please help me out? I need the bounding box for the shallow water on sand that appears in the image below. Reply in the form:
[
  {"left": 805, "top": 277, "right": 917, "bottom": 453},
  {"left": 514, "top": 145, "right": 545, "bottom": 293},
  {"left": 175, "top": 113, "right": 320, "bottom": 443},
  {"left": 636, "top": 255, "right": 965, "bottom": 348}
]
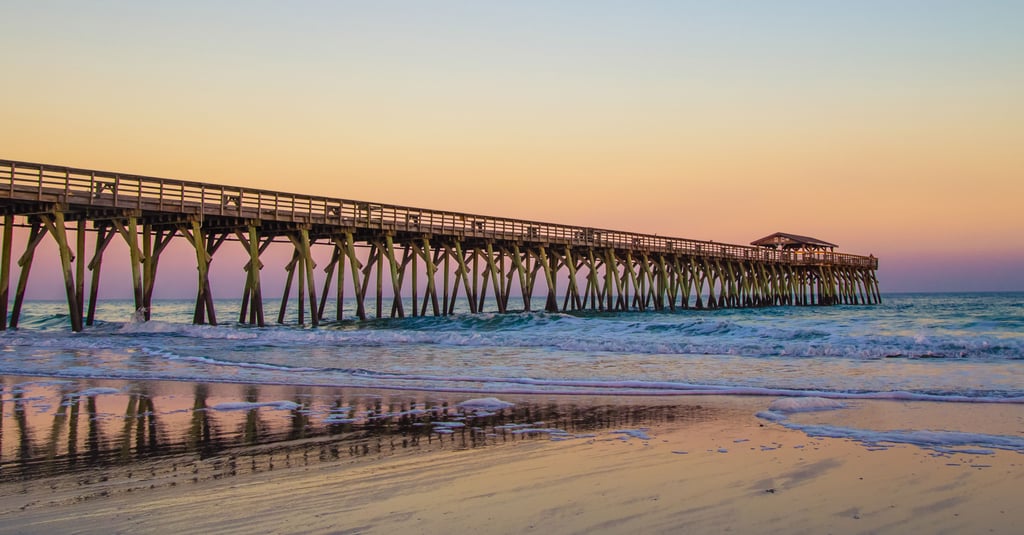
[{"left": 0, "top": 378, "right": 727, "bottom": 486}]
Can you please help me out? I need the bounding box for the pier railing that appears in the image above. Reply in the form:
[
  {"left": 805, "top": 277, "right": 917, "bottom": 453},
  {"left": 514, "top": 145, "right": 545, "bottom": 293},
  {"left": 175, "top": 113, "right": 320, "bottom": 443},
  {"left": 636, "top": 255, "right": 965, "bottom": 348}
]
[{"left": 1, "top": 159, "right": 877, "bottom": 269}]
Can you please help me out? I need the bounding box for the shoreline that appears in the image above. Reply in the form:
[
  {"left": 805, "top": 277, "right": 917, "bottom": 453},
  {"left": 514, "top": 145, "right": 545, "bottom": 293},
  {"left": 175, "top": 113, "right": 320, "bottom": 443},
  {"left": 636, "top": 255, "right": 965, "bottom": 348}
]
[
  {"left": 2, "top": 368, "right": 1023, "bottom": 404},
  {"left": 1, "top": 378, "right": 1022, "bottom": 533}
]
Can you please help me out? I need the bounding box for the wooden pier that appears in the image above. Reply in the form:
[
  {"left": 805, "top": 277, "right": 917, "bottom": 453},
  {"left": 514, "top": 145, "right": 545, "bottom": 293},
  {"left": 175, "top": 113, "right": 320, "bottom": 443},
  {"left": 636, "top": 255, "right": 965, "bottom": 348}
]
[{"left": 0, "top": 159, "right": 880, "bottom": 331}]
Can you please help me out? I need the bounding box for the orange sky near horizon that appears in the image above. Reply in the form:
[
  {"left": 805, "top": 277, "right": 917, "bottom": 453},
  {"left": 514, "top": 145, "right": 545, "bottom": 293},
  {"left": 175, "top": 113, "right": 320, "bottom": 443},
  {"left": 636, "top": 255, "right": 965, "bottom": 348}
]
[{"left": 2, "top": 1, "right": 1022, "bottom": 293}]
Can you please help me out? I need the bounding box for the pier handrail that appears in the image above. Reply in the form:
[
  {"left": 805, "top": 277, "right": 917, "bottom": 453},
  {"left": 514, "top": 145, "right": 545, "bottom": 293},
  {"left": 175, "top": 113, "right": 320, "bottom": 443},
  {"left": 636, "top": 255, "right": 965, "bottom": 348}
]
[{"left": 0, "top": 159, "right": 878, "bottom": 269}]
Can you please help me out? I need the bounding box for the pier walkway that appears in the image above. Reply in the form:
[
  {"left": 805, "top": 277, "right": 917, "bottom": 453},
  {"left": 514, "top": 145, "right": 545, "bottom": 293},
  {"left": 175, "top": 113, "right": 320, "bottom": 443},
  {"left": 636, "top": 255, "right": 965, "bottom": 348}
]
[{"left": 0, "top": 159, "right": 880, "bottom": 331}]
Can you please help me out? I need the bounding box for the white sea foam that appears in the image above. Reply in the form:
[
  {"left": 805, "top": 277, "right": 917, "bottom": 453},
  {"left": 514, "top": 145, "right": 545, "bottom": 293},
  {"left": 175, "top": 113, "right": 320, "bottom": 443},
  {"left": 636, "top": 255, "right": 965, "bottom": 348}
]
[
  {"left": 142, "top": 348, "right": 322, "bottom": 372},
  {"left": 323, "top": 416, "right": 358, "bottom": 424},
  {"left": 768, "top": 397, "right": 847, "bottom": 413},
  {"left": 787, "top": 424, "right": 1024, "bottom": 454},
  {"left": 75, "top": 387, "right": 122, "bottom": 397},
  {"left": 611, "top": 429, "right": 651, "bottom": 440},
  {"left": 755, "top": 411, "right": 789, "bottom": 422},
  {"left": 758, "top": 398, "right": 1024, "bottom": 454},
  {"left": 433, "top": 421, "right": 466, "bottom": 428},
  {"left": 457, "top": 397, "right": 515, "bottom": 410},
  {"left": 510, "top": 428, "right": 569, "bottom": 436},
  {"left": 210, "top": 401, "right": 301, "bottom": 411}
]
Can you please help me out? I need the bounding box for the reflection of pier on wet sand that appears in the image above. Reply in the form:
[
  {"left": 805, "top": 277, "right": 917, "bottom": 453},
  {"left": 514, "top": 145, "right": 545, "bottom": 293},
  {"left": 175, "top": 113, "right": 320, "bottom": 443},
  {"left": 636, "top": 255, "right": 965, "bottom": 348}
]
[{"left": 0, "top": 377, "right": 719, "bottom": 501}]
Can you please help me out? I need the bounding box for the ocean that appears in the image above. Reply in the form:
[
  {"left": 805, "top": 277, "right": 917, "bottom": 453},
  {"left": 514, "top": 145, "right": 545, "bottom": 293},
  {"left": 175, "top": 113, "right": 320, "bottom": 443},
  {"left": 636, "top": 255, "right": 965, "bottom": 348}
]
[
  {"left": 1, "top": 291, "right": 1023, "bottom": 474},
  {"left": 4, "top": 293, "right": 1021, "bottom": 400}
]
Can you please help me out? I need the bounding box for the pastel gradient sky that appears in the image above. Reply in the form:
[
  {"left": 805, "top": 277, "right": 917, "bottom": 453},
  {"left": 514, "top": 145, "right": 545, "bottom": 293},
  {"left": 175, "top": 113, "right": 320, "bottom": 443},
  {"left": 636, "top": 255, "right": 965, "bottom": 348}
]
[{"left": 2, "top": 1, "right": 1022, "bottom": 295}]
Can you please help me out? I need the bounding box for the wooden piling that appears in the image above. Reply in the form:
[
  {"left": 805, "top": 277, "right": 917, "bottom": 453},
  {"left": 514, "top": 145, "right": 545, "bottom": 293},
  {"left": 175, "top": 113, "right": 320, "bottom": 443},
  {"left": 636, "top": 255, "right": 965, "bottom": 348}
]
[
  {"left": 40, "top": 211, "right": 83, "bottom": 331},
  {"left": 0, "top": 213, "right": 12, "bottom": 330},
  {"left": 343, "top": 232, "right": 366, "bottom": 321},
  {"left": 384, "top": 236, "right": 404, "bottom": 318},
  {"left": 300, "top": 229, "right": 318, "bottom": 326},
  {"left": 86, "top": 225, "right": 114, "bottom": 326},
  {"left": 11, "top": 221, "right": 44, "bottom": 329},
  {"left": 279, "top": 250, "right": 299, "bottom": 324},
  {"left": 75, "top": 219, "right": 85, "bottom": 321}
]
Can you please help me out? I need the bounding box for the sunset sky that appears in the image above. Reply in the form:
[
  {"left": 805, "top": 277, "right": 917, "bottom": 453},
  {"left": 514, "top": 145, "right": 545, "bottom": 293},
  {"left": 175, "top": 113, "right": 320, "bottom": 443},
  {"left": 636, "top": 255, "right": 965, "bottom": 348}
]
[{"left": 2, "top": 1, "right": 1022, "bottom": 297}]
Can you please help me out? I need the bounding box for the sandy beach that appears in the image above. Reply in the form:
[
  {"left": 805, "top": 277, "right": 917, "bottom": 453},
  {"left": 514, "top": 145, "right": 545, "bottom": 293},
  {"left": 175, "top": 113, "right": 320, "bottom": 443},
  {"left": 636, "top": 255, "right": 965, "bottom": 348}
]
[{"left": 1, "top": 386, "right": 1021, "bottom": 535}]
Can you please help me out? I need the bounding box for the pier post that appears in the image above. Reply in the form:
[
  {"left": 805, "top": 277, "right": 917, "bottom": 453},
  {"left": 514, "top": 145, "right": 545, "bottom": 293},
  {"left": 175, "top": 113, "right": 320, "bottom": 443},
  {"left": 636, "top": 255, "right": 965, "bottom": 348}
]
[
  {"left": 537, "top": 246, "right": 557, "bottom": 313},
  {"left": 300, "top": 229, "right": 318, "bottom": 326},
  {"left": 563, "top": 246, "right": 581, "bottom": 311},
  {"left": 86, "top": 225, "right": 115, "bottom": 326},
  {"left": 112, "top": 217, "right": 144, "bottom": 313},
  {"left": 374, "top": 240, "right": 384, "bottom": 319},
  {"left": 0, "top": 213, "right": 12, "bottom": 330},
  {"left": 657, "top": 255, "right": 670, "bottom": 311},
  {"left": 329, "top": 236, "right": 349, "bottom": 321},
  {"left": 410, "top": 241, "right": 419, "bottom": 317},
  {"left": 603, "top": 249, "right": 618, "bottom": 311},
  {"left": 585, "top": 250, "right": 601, "bottom": 311},
  {"left": 40, "top": 211, "right": 83, "bottom": 331},
  {"left": 342, "top": 232, "right": 366, "bottom": 321},
  {"left": 420, "top": 238, "right": 440, "bottom": 317},
  {"left": 11, "top": 221, "right": 46, "bottom": 329},
  {"left": 500, "top": 246, "right": 511, "bottom": 312},
  {"left": 452, "top": 240, "right": 476, "bottom": 314},
  {"left": 76, "top": 219, "right": 86, "bottom": 321},
  {"left": 528, "top": 249, "right": 542, "bottom": 310},
  {"left": 393, "top": 243, "right": 413, "bottom": 318},
  {"left": 510, "top": 244, "right": 529, "bottom": 311},
  {"left": 639, "top": 254, "right": 655, "bottom": 310},
  {"left": 236, "top": 224, "right": 266, "bottom": 326},
  {"left": 279, "top": 250, "right": 299, "bottom": 324},
  {"left": 689, "top": 257, "right": 703, "bottom": 309},
  {"left": 141, "top": 226, "right": 176, "bottom": 321},
  {"left": 318, "top": 246, "right": 340, "bottom": 322},
  {"left": 471, "top": 246, "right": 480, "bottom": 312},
  {"left": 335, "top": 239, "right": 345, "bottom": 321},
  {"left": 485, "top": 243, "right": 505, "bottom": 313},
  {"left": 384, "top": 235, "right": 404, "bottom": 318},
  {"left": 442, "top": 244, "right": 451, "bottom": 315},
  {"left": 185, "top": 220, "right": 218, "bottom": 325}
]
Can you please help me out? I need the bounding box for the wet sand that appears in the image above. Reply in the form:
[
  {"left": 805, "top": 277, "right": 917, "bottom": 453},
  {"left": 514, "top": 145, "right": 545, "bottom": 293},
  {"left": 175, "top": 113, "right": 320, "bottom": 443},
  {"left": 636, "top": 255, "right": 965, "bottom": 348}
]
[{"left": 0, "top": 382, "right": 1022, "bottom": 534}]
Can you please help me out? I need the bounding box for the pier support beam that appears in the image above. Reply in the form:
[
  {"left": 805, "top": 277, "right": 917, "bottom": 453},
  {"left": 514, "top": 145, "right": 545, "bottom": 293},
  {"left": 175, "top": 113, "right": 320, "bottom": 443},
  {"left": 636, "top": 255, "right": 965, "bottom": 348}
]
[
  {"left": 537, "top": 246, "right": 558, "bottom": 313},
  {"left": 112, "top": 217, "right": 144, "bottom": 314},
  {"left": 340, "top": 232, "right": 366, "bottom": 321},
  {"left": 0, "top": 213, "right": 12, "bottom": 330},
  {"left": 385, "top": 236, "right": 405, "bottom": 318},
  {"left": 236, "top": 224, "right": 267, "bottom": 327},
  {"left": 421, "top": 238, "right": 441, "bottom": 317},
  {"left": 86, "top": 224, "right": 115, "bottom": 326},
  {"left": 8, "top": 221, "right": 45, "bottom": 329},
  {"left": 279, "top": 229, "right": 319, "bottom": 326},
  {"left": 141, "top": 226, "right": 177, "bottom": 321},
  {"left": 40, "top": 211, "right": 83, "bottom": 332},
  {"left": 182, "top": 221, "right": 220, "bottom": 325},
  {"left": 317, "top": 245, "right": 341, "bottom": 322},
  {"left": 300, "top": 229, "right": 319, "bottom": 326}
]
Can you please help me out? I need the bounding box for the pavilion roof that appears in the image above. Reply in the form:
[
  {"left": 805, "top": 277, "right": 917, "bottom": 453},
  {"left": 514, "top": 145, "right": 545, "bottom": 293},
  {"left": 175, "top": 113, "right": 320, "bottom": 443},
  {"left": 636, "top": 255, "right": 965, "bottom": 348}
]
[{"left": 750, "top": 232, "right": 838, "bottom": 249}]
